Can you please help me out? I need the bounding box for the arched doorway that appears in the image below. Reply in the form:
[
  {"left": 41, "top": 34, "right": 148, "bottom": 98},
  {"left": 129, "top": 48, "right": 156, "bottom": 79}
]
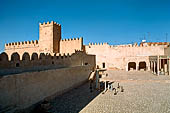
[
  {"left": 139, "top": 61, "right": 146, "bottom": 71},
  {"left": 128, "top": 62, "right": 136, "bottom": 71}
]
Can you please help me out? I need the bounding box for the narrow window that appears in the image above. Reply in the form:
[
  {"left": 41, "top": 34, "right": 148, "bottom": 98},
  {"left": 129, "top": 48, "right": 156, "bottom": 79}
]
[
  {"left": 102, "top": 63, "right": 105, "bottom": 68},
  {"left": 52, "top": 61, "right": 54, "bottom": 65},
  {"left": 16, "top": 63, "right": 20, "bottom": 67}
]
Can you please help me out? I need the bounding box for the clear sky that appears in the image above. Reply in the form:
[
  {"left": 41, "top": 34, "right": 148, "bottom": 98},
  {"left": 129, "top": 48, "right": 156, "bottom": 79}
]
[{"left": 0, "top": 0, "right": 170, "bottom": 52}]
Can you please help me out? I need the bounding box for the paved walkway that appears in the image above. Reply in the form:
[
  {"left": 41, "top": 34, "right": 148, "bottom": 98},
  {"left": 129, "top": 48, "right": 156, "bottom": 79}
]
[{"left": 47, "top": 70, "right": 170, "bottom": 113}]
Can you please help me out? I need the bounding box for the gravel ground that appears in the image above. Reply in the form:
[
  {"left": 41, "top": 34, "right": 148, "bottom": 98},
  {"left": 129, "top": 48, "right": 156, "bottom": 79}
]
[
  {"left": 47, "top": 70, "right": 170, "bottom": 113},
  {"left": 80, "top": 70, "right": 170, "bottom": 113}
]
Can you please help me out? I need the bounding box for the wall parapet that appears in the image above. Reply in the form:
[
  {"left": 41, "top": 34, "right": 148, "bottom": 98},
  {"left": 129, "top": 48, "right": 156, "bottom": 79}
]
[
  {"left": 5, "top": 40, "right": 39, "bottom": 49},
  {"left": 39, "top": 21, "right": 61, "bottom": 27},
  {"left": 61, "top": 37, "right": 83, "bottom": 42},
  {"left": 0, "top": 51, "right": 95, "bottom": 76},
  {"left": 108, "top": 42, "right": 170, "bottom": 48},
  {"left": 60, "top": 37, "right": 83, "bottom": 54},
  {"left": 0, "top": 65, "right": 93, "bottom": 110},
  {"left": 88, "top": 42, "right": 108, "bottom": 46}
]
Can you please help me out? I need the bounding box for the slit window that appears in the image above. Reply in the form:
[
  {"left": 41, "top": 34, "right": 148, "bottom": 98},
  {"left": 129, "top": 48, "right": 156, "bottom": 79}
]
[{"left": 102, "top": 63, "right": 105, "bottom": 68}]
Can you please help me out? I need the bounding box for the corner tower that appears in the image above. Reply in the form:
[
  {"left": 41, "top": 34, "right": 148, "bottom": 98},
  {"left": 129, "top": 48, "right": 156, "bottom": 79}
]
[{"left": 39, "top": 21, "right": 61, "bottom": 53}]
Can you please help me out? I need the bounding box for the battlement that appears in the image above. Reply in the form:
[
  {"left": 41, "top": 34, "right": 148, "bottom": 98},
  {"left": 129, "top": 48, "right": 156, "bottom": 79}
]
[
  {"left": 61, "top": 37, "right": 83, "bottom": 42},
  {"left": 0, "top": 51, "right": 85, "bottom": 63},
  {"left": 60, "top": 37, "right": 83, "bottom": 54},
  {"left": 39, "top": 21, "right": 61, "bottom": 27},
  {"left": 88, "top": 42, "right": 108, "bottom": 46},
  {"left": 108, "top": 42, "right": 170, "bottom": 48},
  {"left": 0, "top": 51, "right": 95, "bottom": 75},
  {"left": 86, "top": 42, "right": 170, "bottom": 50},
  {"left": 5, "top": 40, "right": 39, "bottom": 49}
]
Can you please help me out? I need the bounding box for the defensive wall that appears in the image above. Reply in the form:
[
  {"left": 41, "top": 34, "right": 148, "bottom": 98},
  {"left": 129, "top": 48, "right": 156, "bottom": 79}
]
[
  {"left": 5, "top": 40, "right": 39, "bottom": 60},
  {"left": 4, "top": 21, "right": 170, "bottom": 71},
  {"left": 0, "top": 50, "right": 96, "bottom": 110},
  {"left": 39, "top": 21, "right": 61, "bottom": 53},
  {"left": 60, "top": 37, "right": 83, "bottom": 54},
  {"left": 0, "top": 65, "right": 93, "bottom": 110},
  {"left": 85, "top": 42, "right": 170, "bottom": 70},
  {"left": 1, "top": 21, "right": 96, "bottom": 111},
  {"left": 4, "top": 21, "right": 83, "bottom": 57},
  {"left": 0, "top": 51, "right": 95, "bottom": 75}
]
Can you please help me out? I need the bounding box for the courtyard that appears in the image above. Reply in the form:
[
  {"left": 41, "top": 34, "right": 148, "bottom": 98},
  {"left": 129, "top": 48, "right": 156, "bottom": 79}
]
[
  {"left": 80, "top": 70, "right": 170, "bottom": 113},
  {"left": 41, "top": 70, "right": 170, "bottom": 113}
]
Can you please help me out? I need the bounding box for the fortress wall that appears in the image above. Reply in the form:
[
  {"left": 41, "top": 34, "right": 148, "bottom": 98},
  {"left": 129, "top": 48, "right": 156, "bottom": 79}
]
[
  {"left": 39, "top": 21, "right": 61, "bottom": 53},
  {"left": 0, "top": 51, "right": 96, "bottom": 75},
  {"left": 85, "top": 43, "right": 167, "bottom": 69},
  {"left": 5, "top": 40, "right": 39, "bottom": 49},
  {"left": 60, "top": 37, "right": 83, "bottom": 54},
  {"left": 106, "top": 56, "right": 149, "bottom": 70},
  {"left": 0, "top": 65, "right": 93, "bottom": 110},
  {"left": 108, "top": 45, "right": 165, "bottom": 57},
  {"left": 5, "top": 40, "right": 39, "bottom": 60},
  {"left": 85, "top": 43, "right": 109, "bottom": 68}
]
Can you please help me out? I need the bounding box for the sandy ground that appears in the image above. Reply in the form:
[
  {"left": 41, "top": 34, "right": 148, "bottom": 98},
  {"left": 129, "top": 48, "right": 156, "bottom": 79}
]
[{"left": 48, "top": 70, "right": 170, "bottom": 113}]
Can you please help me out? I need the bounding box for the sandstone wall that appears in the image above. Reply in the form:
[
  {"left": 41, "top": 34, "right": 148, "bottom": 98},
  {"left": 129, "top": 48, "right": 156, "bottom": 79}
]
[
  {"left": 60, "top": 37, "right": 83, "bottom": 54},
  {"left": 5, "top": 40, "right": 39, "bottom": 60},
  {"left": 39, "top": 21, "right": 61, "bottom": 53},
  {"left": 85, "top": 43, "right": 108, "bottom": 69},
  {"left": 0, "top": 65, "right": 93, "bottom": 110},
  {"left": 0, "top": 51, "right": 96, "bottom": 76},
  {"left": 85, "top": 43, "right": 167, "bottom": 69},
  {"left": 4, "top": 21, "right": 62, "bottom": 57}
]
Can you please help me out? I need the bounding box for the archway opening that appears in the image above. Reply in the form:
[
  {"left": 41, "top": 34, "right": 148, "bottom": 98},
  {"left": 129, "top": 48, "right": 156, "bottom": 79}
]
[
  {"left": 128, "top": 62, "right": 136, "bottom": 71},
  {"left": 16, "top": 63, "right": 20, "bottom": 67},
  {"left": 0, "top": 52, "right": 8, "bottom": 61},
  {"left": 11, "top": 52, "right": 20, "bottom": 61},
  {"left": 22, "top": 52, "right": 30, "bottom": 61},
  {"left": 139, "top": 61, "right": 146, "bottom": 71},
  {"left": 31, "top": 53, "right": 38, "bottom": 60}
]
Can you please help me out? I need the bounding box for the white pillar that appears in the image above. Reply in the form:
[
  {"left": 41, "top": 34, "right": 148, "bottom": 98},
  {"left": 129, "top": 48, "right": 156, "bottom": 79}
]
[
  {"left": 136, "top": 62, "right": 138, "bottom": 71},
  {"left": 126, "top": 64, "right": 128, "bottom": 71},
  {"left": 164, "top": 64, "right": 168, "bottom": 75},
  {"left": 148, "top": 61, "right": 151, "bottom": 71}
]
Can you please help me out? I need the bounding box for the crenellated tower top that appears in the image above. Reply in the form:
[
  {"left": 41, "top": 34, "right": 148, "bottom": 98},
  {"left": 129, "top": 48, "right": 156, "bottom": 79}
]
[
  {"left": 39, "top": 21, "right": 61, "bottom": 54},
  {"left": 39, "top": 21, "right": 61, "bottom": 27}
]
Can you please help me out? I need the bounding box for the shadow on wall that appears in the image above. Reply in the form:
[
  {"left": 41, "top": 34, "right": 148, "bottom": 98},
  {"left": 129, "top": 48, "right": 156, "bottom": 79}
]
[{"left": 31, "top": 82, "right": 102, "bottom": 113}]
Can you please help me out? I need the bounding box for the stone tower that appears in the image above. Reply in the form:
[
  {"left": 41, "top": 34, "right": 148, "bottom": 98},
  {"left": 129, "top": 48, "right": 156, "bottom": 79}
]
[{"left": 39, "top": 21, "right": 61, "bottom": 53}]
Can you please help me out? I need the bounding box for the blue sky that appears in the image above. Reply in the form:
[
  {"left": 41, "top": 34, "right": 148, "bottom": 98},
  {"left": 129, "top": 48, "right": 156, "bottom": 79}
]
[{"left": 0, "top": 0, "right": 170, "bottom": 52}]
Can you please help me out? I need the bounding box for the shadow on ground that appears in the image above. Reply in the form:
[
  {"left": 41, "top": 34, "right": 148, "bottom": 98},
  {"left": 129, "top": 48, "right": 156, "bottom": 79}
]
[{"left": 31, "top": 82, "right": 103, "bottom": 113}]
